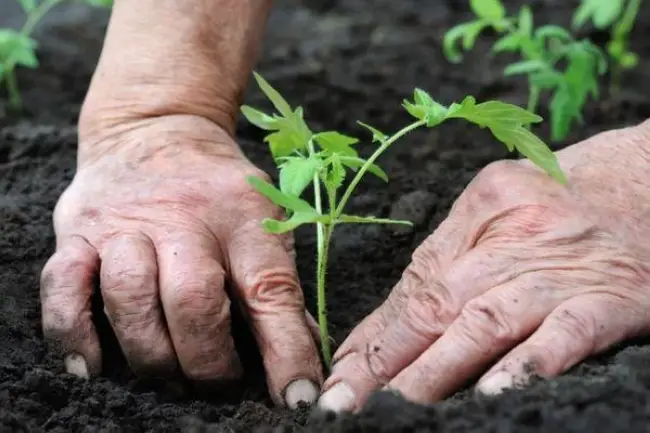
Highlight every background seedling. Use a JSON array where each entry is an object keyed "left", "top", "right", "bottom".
[
  {"left": 241, "top": 72, "right": 566, "bottom": 368},
  {"left": 572, "top": 0, "right": 642, "bottom": 93},
  {"left": 0, "top": 0, "right": 112, "bottom": 110},
  {"left": 444, "top": 0, "right": 607, "bottom": 142}
]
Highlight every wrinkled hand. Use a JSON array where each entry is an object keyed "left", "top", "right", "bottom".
[
  {"left": 40, "top": 115, "right": 322, "bottom": 407},
  {"left": 318, "top": 121, "right": 650, "bottom": 412}
]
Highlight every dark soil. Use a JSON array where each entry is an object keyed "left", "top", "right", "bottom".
[{"left": 2, "top": 0, "right": 650, "bottom": 432}]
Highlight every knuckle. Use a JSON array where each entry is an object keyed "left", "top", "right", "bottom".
[
  {"left": 402, "top": 289, "right": 455, "bottom": 337},
  {"left": 456, "top": 298, "right": 515, "bottom": 348},
  {"left": 246, "top": 267, "right": 304, "bottom": 307},
  {"left": 549, "top": 308, "right": 596, "bottom": 348},
  {"left": 471, "top": 160, "right": 520, "bottom": 200},
  {"left": 40, "top": 250, "right": 93, "bottom": 296},
  {"left": 169, "top": 271, "right": 226, "bottom": 314},
  {"left": 102, "top": 261, "right": 157, "bottom": 293}
]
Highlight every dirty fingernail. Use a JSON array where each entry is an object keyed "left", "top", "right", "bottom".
[
  {"left": 284, "top": 379, "right": 319, "bottom": 409},
  {"left": 477, "top": 371, "right": 515, "bottom": 395},
  {"left": 64, "top": 353, "right": 89, "bottom": 378},
  {"left": 318, "top": 382, "right": 356, "bottom": 413}
]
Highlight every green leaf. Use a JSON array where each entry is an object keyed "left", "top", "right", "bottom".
[
  {"left": 403, "top": 88, "right": 448, "bottom": 126},
  {"left": 503, "top": 59, "right": 547, "bottom": 76},
  {"left": 262, "top": 212, "right": 329, "bottom": 234},
  {"left": 324, "top": 153, "right": 346, "bottom": 190},
  {"left": 489, "top": 125, "right": 567, "bottom": 184},
  {"left": 241, "top": 105, "right": 279, "bottom": 131},
  {"left": 446, "top": 99, "right": 542, "bottom": 129},
  {"left": 443, "top": 21, "right": 488, "bottom": 63},
  {"left": 279, "top": 156, "right": 321, "bottom": 198},
  {"left": 470, "top": 0, "right": 506, "bottom": 21},
  {"left": 572, "top": 0, "right": 623, "bottom": 30},
  {"left": 529, "top": 70, "right": 562, "bottom": 89},
  {"left": 252, "top": 72, "right": 293, "bottom": 118},
  {"left": 492, "top": 34, "right": 522, "bottom": 53},
  {"left": 357, "top": 121, "right": 387, "bottom": 143},
  {"left": 247, "top": 176, "right": 315, "bottom": 213},
  {"left": 535, "top": 25, "right": 573, "bottom": 43},
  {"left": 620, "top": 51, "right": 639, "bottom": 69},
  {"left": 17, "top": 0, "right": 36, "bottom": 12},
  {"left": 338, "top": 215, "right": 413, "bottom": 226},
  {"left": 518, "top": 6, "right": 533, "bottom": 37},
  {"left": 339, "top": 156, "right": 389, "bottom": 182},
  {"left": 314, "top": 131, "right": 359, "bottom": 157},
  {"left": 0, "top": 30, "right": 38, "bottom": 69}
]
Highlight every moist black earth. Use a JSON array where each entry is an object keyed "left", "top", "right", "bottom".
[{"left": 2, "top": 0, "right": 650, "bottom": 432}]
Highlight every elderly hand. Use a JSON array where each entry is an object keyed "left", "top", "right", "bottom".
[
  {"left": 40, "top": 115, "right": 322, "bottom": 408},
  {"left": 318, "top": 120, "right": 650, "bottom": 413}
]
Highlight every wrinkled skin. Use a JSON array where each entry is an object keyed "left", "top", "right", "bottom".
[
  {"left": 318, "top": 120, "right": 650, "bottom": 412},
  {"left": 40, "top": 115, "right": 323, "bottom": 407}
]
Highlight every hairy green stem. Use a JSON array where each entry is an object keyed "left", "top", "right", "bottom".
[
  {"left": 335, "top": 119, "right": 426, "bottom": 216},
  {"left": 5, "top": 71, "right": 20, "bottom": 109},
  {"left": 22, "top": 0, "right": 64, "bottom": 36}
]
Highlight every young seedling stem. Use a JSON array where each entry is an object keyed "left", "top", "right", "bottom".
[{"left": 241, "top": 72, "right": 566, "bottom": 369}]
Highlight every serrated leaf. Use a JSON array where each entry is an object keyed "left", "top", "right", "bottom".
[
  {"left": 357, "top": 121, "right": 387, "bottom": 143},
  {"left": 314, "top": 131, "right": 359, "bottom": 157},
  {"left": 470, "top": 0, "right": 506, "bottom": 21},
  {"left": 489, "top": 125, "right": 567, "bottom": 184},
  {"left": 262, "top": 212, "right": 329, "bottom": 234},
  {"left": 252, "top": 72, "right": 293, "bottom": 118},
  {"left": 504, "top": 59, "right": 548, "bottom": 76},
  {"left": 339, "top": 156, "right": 389, "bottom": 182},
  {"left": 279, "top": 156, "right": 320, "bottom": 198},
  {"left": 404, "top": 90, "right": 448, "bottom": 127},
  {"left": 529, "top": 70, "right": 562, "bottom": 89},
  {"left": 324, "top": 153, "right": 346, "bottom": 190},
  {"left": 338, "top": 215, "right": 413, "bottom": 226},
  {"left": 446, "top": 99, "right": 542, "bottom": 128},
  {"left": 241, "top": 105, "right": 279, "bottom": 131},
  {"left": 247, "top": 176, "right": 315, "bottom": 213},
  {"left": 17, "top": 0, "right": 36, "bottom": 12},
  {"left": 443, "top": 21, "right": 487, "bottom": 63}
]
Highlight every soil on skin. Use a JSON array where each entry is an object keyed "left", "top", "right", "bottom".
[{"left": 1, "top": 0, "right": 650, "bottom": 432}]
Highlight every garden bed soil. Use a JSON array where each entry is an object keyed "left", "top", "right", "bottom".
[{"left": 2, "top": 0, "right": 650, "bottom": 432}]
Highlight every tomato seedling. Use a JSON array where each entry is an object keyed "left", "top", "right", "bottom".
[
  {"left": 241, "top": 72, "right": 566, "bottom": 368},
  {"left": 444, "top": 0, "right": 607, "bottom": 142},
  {"left": 572, "top": 0, "right": 642, "bottom": 93},
  {"left": 0, "top": 0, "right": 112, "bottom": 110}
]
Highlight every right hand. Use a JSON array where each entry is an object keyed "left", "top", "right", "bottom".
[{"left": 40, "top": 114, "right": 323, "bottom": 408}]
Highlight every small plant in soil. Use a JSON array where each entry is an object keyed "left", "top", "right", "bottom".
[
  {"left": 241, "top": 72, "right": 566, "bottom": 368},
  {"left": 572, "top": 0, "right": 642, "bottom": 93},
  {"left": 444, "top": 0, "right": 608, "bottom": 142},
  {"left": 0, "top": 0, "right": 112, "bottom": 110}
]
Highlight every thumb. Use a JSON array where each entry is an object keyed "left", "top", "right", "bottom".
[{"left": 226, "top": 221, "right": 323, "bottom": 408}]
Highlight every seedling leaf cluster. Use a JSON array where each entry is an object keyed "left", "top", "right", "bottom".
[
  {"left": 444, "top": 0, "right": 608, "bottom": 142},
  {"left": 242, "top": 72, "right": 565, "bottom": 367},
  {"left": 1, "top": 0, "right": 112, "bottom": 110}
]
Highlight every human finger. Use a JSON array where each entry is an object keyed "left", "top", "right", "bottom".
[
  {"left": 319, "top": 246, "right": 524, "bottom": 412},
  {"left": 227, "top": 222, "right": 322, "bottom": 408},
  {"left": 157, "top": 232, "right": 242, "bottom": 383},
  {"left": 99, "top": 232, "right": 177, "bottom": 376},
  {"left": 40, "top": 235, "right": 102, "bottom": 377},
  {"left": 476, "top": 293, "right": 643, "bottom": 395}
]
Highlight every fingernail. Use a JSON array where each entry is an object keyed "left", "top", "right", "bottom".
[
  {"left": 317, "top": 382, "right": 356, "bottom": 413},
  {"left": 477, "top": 371, "right": 514, "bottom": 395},
  {"left": 284, "top": 379, "right": 319, "bottom": 409},
  {"left": 64, "top": 353, "right": 89, "bottom": 378}
]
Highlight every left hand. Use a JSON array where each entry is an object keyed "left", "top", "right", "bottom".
[{"left": 317, "top": 121, "right": 650, "bottom": 413}]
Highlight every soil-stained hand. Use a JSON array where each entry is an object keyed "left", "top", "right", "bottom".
[
  {"left": 40, "top": 115, "right": 322, "bottom": 408},
  {"left": 318, "top": 120, "right": 650, "bottom": 413}
]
